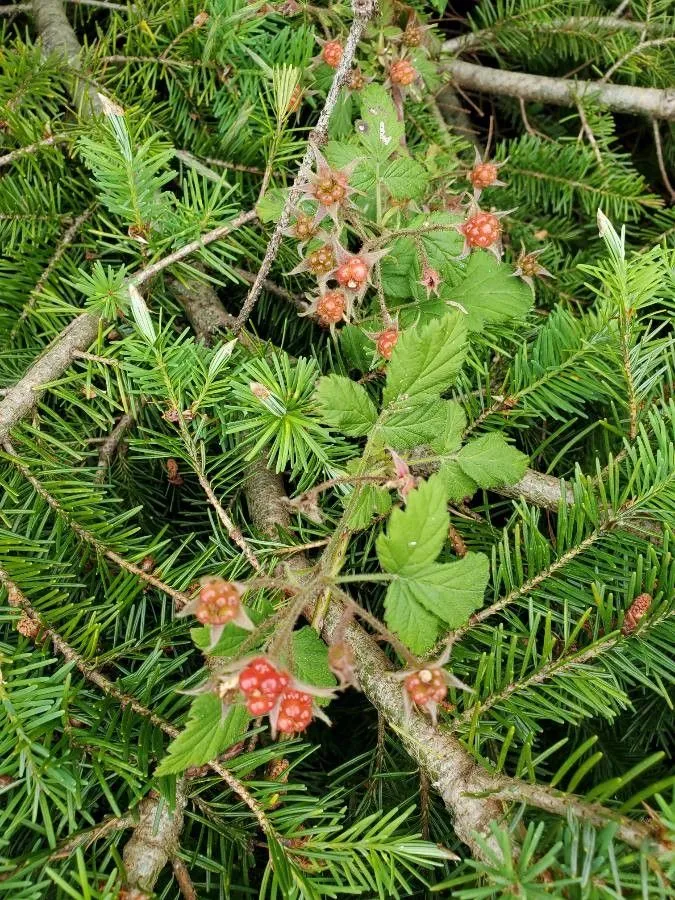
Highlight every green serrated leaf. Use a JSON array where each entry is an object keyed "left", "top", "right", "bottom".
[
  {"left": 437, "top": 461, "right": 478, "bottom": 502},
  {"left": 383, "top": 582, "right": 443, "bottom": 654},
  {"left": 456, "top": 433, "right": 528, "bottom": 487},
  {"left": 383, "top": 313, "right": 468, "bottom": 404},
  {"left": 345, "top": 481, "right": 393, "bottom": 530},
  {"left": 382, "top": 157, "right": 427, "bottom": 200},
  {"left": 291, "top": 626, "right": 337, "bottom": 690},
  {"left": 255, "top": 187, "right": 286, "bottom": 224},
  {"left": 315, "top": 375, "right": 377, "bottom": 437},
  {"left": 429, "top": 401, "right": 467, "bottom": 454},
  {"left": 378, "top": 399, "right": 447, "bottom": 450},
  {"left": 445, "top": 251, "right": 533, "bottom": 330},
  {"left": 357, "top": 85, "right": 404, "bottom": 162},
  {"left": 155, "top": 694, "right": 249, "bottom": 776},
  {"left": 377, "top": 475, "right": 448, "bottom": 572}
]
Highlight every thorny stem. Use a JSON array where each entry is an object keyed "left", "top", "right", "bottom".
[{"left": 232, "top": 0, "right": 378, "bottom": 333}]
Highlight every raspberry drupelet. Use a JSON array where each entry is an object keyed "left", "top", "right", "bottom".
[
  {"left": 321, "top": 39, "right": 343, "bottom": 68},
  {"left": 177, "top": 578, "right": 254, "bottom": 649},
  {"left": 301, "top": 289, "right": 350, "bottom": 333},
  {"left": 389, "top": 58, "right": 417, "bottom": 87},
  {"left": 275, "top": 689, "right": 314, "bottom": 734},
  {"left": 467, "top": 148, "right": 506, "bottom": 198},
  {"left": 295, "top": 147, "right": 360, "bottom": 226},
  {"left": 239, "top": 657, "right": 290, "bottom": 717},
  {"left": 405, "top": 668, "right": 447, "bottom": 708},
  {"left": 376, "top": 327, "right": 399, "bottom": 360},
  {"left": 461, "top": 211, "right": 502, "bottom": 249}
]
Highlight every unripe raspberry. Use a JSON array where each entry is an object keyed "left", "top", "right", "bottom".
[
  {"left": 305, "top": 244, "right": 335, "bottom": 276},
  {"left": 314, "top": 171, "right": 348, "bottom": 207},
  {"left": 349, "top": 68, "right": 365, "bottom": 91},
  {"left": 402, "top": 24, "right": 422, "bottom": 47},
  {"left": 376, "top": 328, "right": 399, "bottom": 360},
  {"left": 322, "top": 40, "right": 343, "bottom": 68},
  {"left": 195, "top": 579, "right": 242, "bottom": 625},
  {"left": 469, "top": 161, "right": 499, "bottom": 190},
  {"left": 316, "top": 290, "right": 346, "bottom": 326},
  {"left": 517, "top": 252, "right": 542, "bottom": 278},
  {"left": 404, "top": 668, "right": 447, "bottom": 707},
  {"left": 461, "top": 212, "right": 501, "bottom": 249},
  {"left": 390, "top": 59, "right": 417, "bottom": 87},
  {"left": 335, "top": 256, "right": 369, "bottom": 291},
  {"left": 292, "top": 213, "right": 315, "bottom": 242},
  {"left": 276, "top": 689, "right": 314, "bottom": 734}
]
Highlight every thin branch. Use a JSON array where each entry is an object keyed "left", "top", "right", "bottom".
[
  {"left": 444, "top": 59, "right": 675, "bottom": 120},
  {"left": 233, "top": 267, "right": 307, "bottom": 312},
  {"left": 0, "top": 133, "right": 69, "bottom": 167},
  {"left": 9, "top": 208, "right": 93, "bottom": 342},
  {"left": 442, "top": 16, "right": 666, "bottom": 55},
  {"left": 231, "top": 0, "right": 378, "bottom": 333},
  {"left": 652, "top": 119, "right": 675, "bottom": 203},
  {"left": 196, "top": 465, "right": 262, "bottom": 572},
  {"left": 132, "top": 209, "right": 258, "bottom": 287},
  {"left": 95, "top": 411, "right": 136, "bottom": 482},
  {"left": 172, "top": 857, "right": 198, "bottom": 900},
  {"left": 576, "top": 103, "right": 604, "bottom": 167},
  {"left": 3, "top": 442, "right": 194, "bottom": 607},
  {"left": 601, "top": 36, "right": 675, "bottom": 84},
  {"left": 490, "top": 778, "right": 671, "bottom": 854}
]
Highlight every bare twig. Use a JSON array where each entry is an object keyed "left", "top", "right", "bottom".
[
  {"left": 0, "top": 133, "right": 69, "bottom": 167},
  {"left": 196, "top": 466, "right": 262, "bottom": 572},
  {"left": 652, "top": 119, "right": 675, "bottom": 203},
  {"left": 9, "top": 209, "right": 93, "bottom": 342},
  {"left": 95, "top": 411, "right": 135, "bottom": 482},
  {"left": 601, "top": 36, "right": 675, "bottom": 83},
  {"left": 172, "top": 856, "right": 198, "bottom": 900},
  {"left": 576, "top": 103, "right": 604, "bottom": 167},
  {"left": 444, "top": 59, "right": 675, "bottom": 120},
  {"left": 231, "top": 0, "right": 377, "bottom": 333}
]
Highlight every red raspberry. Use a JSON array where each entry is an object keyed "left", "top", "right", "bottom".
[
  {"left": 461, "top": 212, "right": 501, "bottom": 249},
  {"left": 195, "top": 580, "right": 242, "bottom": 625},
  {"left": 316, "top": 290, "right": 346, "bottom": 326},
  {"left": 335, "top": 256, "right": 369, "bottom": 292},
  {"left": 238, "top": 657, "right": 290, "bottom": 718},
  {"left": 305, "top": 244, "right": 335, "bottom": 276},
  {"left": 390, "top": 59, "right": 417, "bottom": 87},
  {"left": 314, "top": 170, "right": 348, "bottom": 207},
  {"left": 404, "top": 668, "right": 447, "bottom": 707},
  {"left": 376, "top": 328, "right": 398, "bottom": 360},
  {"left": 322, "top": 40, "right": 343, "bottom": 68},
  {"left": 276, "top": 689, "right": 313, "bottom": 734},
  {"left": 470, "top": 162, "right": 499, "bottom": 190}
]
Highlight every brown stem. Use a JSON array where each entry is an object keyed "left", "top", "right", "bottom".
[
  {"left": 652, "top": 119, "right": 675, "bottom": 203},
  {"left": 122, "top": 785, "right": 187, "bottom": 894},
  {"left": 0, "top": 133, "right": 69, "bottom": 167},
  {"left": 172, "top": 857, "right": 198, "bottom": 900},
  {"left": 95, "top": 411, "right": 136, "bottom": 482},
  {"left": 231, "top": 0, "right": 377, "bottom": 333},
  {"left": 444, "top": 59, "right": 675, "bottom": 120},
  {"left": 32, "top": 0, "right": 102, "bottom": 115}
]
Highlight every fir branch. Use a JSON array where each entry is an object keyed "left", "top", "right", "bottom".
[
  {"left": 3, "top": 441, "right": 193, "bottom": 606},
  {"left": 0, "top": 133, "right": 69, "bottom": 167},
  {"left": 232, "top": 0, "right": 378, "bottom": 333},
  {"left": 445, "top": 60, "right": 675, "bottom": 120},
  {"left": 8, "top": 207, "right": 93, "bottom": 342}
]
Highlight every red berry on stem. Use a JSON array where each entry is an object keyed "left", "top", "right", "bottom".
[
  {"left": 335, "top": 256, "right": 369, "bottom": 291},
  {"left": 390, "top": 59, "right": 417, "bottom": 87},
  {"left": 405, "top": 668, "right": 447, "bottom": 707},
  {"left": 195, "top": 580, "right": 242, "bottom": 625},
  {"left": 461, "top": 212, "right": 501, "bottom": 249},
  {"left": 276, "top": 689, "right": 314, "bottom": 734},
  {"left": 322, "top": 40, "right": 343, "bottom": 68},
  {"left": 376, "top": 328, "right": 398, "bottom": 360},
  {"left": 470, "top": 162, "right": 499, "bottom": 190},
  {"left": 316, "top": 290, "right": 346, "bottom": 326},
  {"left": 239, "top": 657, "right": 290, "bottom": 705}
]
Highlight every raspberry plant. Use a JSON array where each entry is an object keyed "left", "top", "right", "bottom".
[{"left": 1, "top": 0, "right": 675, "bottom": 898}]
